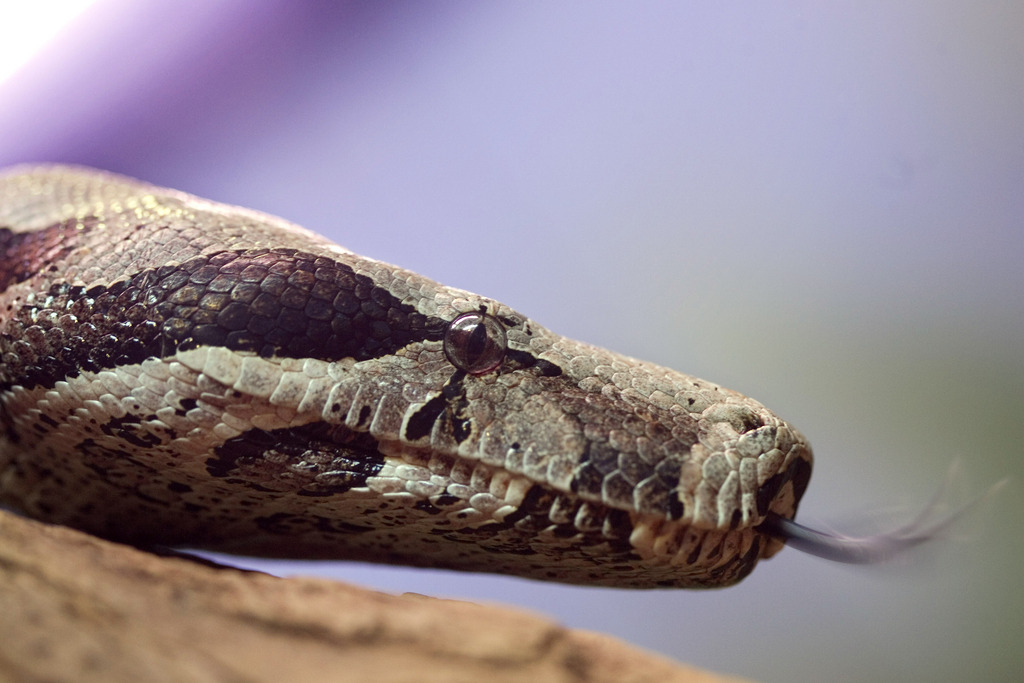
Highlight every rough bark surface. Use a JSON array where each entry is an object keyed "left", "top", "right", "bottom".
[{"left": 0, "top": 508, "right": 748, "bottom": 683}]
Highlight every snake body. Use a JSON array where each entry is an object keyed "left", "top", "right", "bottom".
[{"left": 0, "top": 166, "right": 813, "bottom": 588}]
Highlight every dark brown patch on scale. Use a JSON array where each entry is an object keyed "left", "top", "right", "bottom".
[
  {"left": 505, "top": 348, "right": 563, "bottom": 377},
  {"left": 100, "top": 415, "right": 165, "bottom": 449},
  {"left": 403, "top": 371, "right": 473, "bottom": 443},
  {"left": 790, "top": 456, "right": 813, "bottom": 503},
  {"left": 404, "top": 393, "right": 447, "bottom": 441},
  {"left": 206, "top": 422, "right": 385, "bottom": 496},
  {"left": 412, "top": 499, "right": 444, "bottom": 515},
  {"left": 0, "top": 220, "right": 86, "bottom": 294},
  {"left": 432, "top": 493, "right": 460, "bottom": 507},
  {"left": 572, "top": 438, "right": 666, "bottom": 509},
  {"left": 755, "top": 456, "right": 812, "bottom": 517},
  {"left": 0, "top": 247, "right": 450, "bottom": 392},
  {"left": 701, "top": 536, "right": 763, "bottom": 588}
]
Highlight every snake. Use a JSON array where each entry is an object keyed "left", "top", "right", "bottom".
[{"left": 0, "top": 165, "right": 953, "bottom": 588}]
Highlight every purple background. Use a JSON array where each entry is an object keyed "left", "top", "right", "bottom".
[{"left": 2, "top": 2, "right": 1021, "bottom": 681}]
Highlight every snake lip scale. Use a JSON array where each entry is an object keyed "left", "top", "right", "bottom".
[{"left": 1, "top": 165, "right": 948, "bottom": 589}]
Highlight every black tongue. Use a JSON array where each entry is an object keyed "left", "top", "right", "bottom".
[{"left": 759, "top": 475, "right": 1004, "bottom": 564}]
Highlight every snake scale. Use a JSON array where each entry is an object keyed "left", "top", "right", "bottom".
[{"left": 1, "top": 166, "right": 946, "bottom": 588}]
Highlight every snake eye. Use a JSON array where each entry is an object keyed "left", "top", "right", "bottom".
[{"left": 444, "top": 311, "right": 507, "bottom": 375}]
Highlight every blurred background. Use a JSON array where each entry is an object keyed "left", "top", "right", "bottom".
[{"left": 1, "top": 2, "right": 1020, "bottom": 681}]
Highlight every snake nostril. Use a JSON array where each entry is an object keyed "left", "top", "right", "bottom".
[
  {"left": 700, "top": 404, "right": 764, "bottom": 434},
  {"left": 738, "top": 413, "right": 764, "bottom": 434}
]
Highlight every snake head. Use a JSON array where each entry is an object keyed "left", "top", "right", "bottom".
[
  {"left": 358, "top": 303, "right": 818, "bottom": 587},
  {"left": 4, "top": 165, "right": 919, "bottom": 590}
]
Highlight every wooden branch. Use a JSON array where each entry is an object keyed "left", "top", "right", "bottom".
[{"left": 0, "top": 508, "right": 746, "bottom": 682}]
